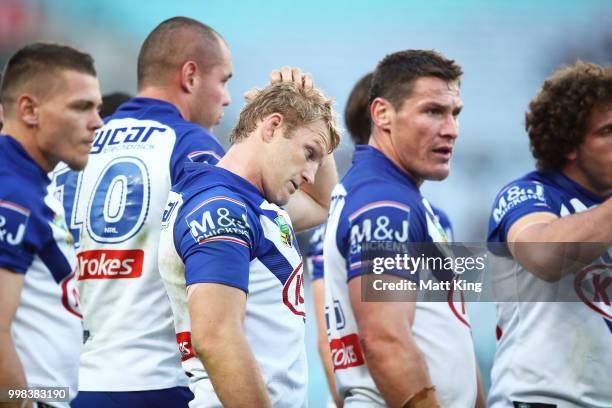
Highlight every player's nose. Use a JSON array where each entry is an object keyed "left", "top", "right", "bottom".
[
  {"left": 301, "top": 162, "right": 318, "bottom": 185},
  {"left": 91, "top": 111, "right": 103, "bottom": 131},
  {"left": 441, "top": 114, "right": 459, "bottom": 139}
]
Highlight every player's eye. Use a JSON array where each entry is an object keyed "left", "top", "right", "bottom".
[
  {"left": 305, "top": 147, "right": 314, "bottom": 160},
  {"left": 598, "top": 125, "right": 612, "bottom": 136}
]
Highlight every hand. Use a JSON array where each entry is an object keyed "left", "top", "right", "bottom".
[{"left": 244, "top": 66, "right": 314, "bottom": 102}]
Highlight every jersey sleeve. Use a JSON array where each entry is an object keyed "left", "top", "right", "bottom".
[
  {"left": 0, "top": 199, "right": 35, "bottom": 273},
  {"left": 307, "top": 225, "right": 325, "bottom": 281},
  {"left": 488, "top": 180, "right": 556, "bottom": 243},
  {"left": 174, "top": 189, "right": 253, "bottom": 293},
  {"left": 339, "top": 196, "right": 427, "bottom": 281},
  {"left": 169, "top": 127, "right": 225, "bottom": 184}
]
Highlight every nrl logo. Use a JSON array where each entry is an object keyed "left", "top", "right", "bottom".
[{"left": 274, "top": 213, "right": 293, "bottom": 247}]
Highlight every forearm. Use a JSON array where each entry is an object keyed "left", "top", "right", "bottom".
[
  {"left": 301, "top": 153, "right": 338, "bottom": 212},
  {"left": 533, "top": 199, "right": 612, "bottom": 243},
  {"left": 195, "top": 330, "right": 271, "bottom": 408},
  {"left": 362, "top": 336, "right": 436, "bottom": 408},
  {"left": 288, "top": 154, "right": 338, "bottom": 231},
  {"left": 475, "top": 366, "right": 486, "bottom": 408},
  {"left": 312, "top": 279, "right": 343, "bottom": 406},
  {"left": 317, "top": 339, "right": 342, "bottom": 407},
  {"left": 0, "top": 330, "right": 30, "bottom": 408},
  {"left": 511, "top": 201, "right": 612, "bottom": 280}
]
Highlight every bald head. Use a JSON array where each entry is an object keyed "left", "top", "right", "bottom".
[{"left": 137, "top": 16, "right": 225, "bottom": 90}]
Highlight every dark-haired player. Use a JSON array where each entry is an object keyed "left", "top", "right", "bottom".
[
  {"left": 0, "top": 42, "right": 102, "bottom": 408},
  {"left": 487, "top": 61, "right": 612, "bottom": 407},
  {"left": 308, "top": 70, "right": 456, "bottom": 407},
  {"left": 324, "top": 50, "right": 477, "bottom": 407}
]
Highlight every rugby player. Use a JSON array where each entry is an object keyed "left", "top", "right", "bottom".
[
  {"left": 0, "top": 43, "right": 102, "bottom": 408},
  {"left": 308, "top": 70, "right": 457, "bottom": 408},
  {"left": 158, "top": 81, "right": 340, "bottom": 407},
  {"left": 323, "top": 50, "right": 479, "bottom": 407},
  {"left": 487, "top": 61, "right": 612, "bottom": 407},
  {"left": 55, "top": 16, "right": 335, "bottom": 408}
]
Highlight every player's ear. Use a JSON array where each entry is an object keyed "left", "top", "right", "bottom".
[
  {"left": 370, "top": 97, "right": 393, "bottom": 132},
  {"left": 180, "top": 60, "right": 198, "bottom": 94},
  {"left": 18, "top": 94, "right": 39, "bottom": 127},
  {"left": 261, "top": 113, "right": 283, "bottom": 143},
  {"left": 566, "top": 149, "right": 578, "bottom": 162}
]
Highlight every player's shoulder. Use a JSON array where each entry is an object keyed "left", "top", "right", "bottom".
[
  {"left": 490, "top": 171, "right": 559, "bottom": 223},
  {"left": 342, "top": 175, "right": 423, "bottom": 220},
  {"left": 176, "top": 166, "right": 252, "bottom": 220},
  {"left": 0, "top": 173, "right": 44, "bottom": 216}
]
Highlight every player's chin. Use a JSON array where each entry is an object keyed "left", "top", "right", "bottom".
[
  {"left": 270, "top": 190, "right": 291, "bottom": 207},
  {"left": 426, "top": 165, "right": 450, "bottom": 181},
  {"left": 66, "top": 155, "right": 89, "bottom": 171},
  {"left": 66, "top": 154, "right": 89, "bottom": 171}
]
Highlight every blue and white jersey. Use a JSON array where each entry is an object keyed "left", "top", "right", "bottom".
[
  {"left": 0, "top": 135, "right": 81, "bottom": 408},
  {"left": 307, "top": 206, "right": 452, "bottom": 281},
  {"left": 159, "top": 164, "right": 307, "bottom": 408},
  {"left": 487, "top": 171, "right": 612, "bottom": 408},
  {"left": 307, "top": 224, "right": 325, "bottom": 281},
  {"left": 51, "top": 97, "right": 225, "bottom": 391},
  {"left": 323, "top": 146, "right": 476, "bottom": 407}
]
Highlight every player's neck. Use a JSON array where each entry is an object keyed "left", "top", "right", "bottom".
[
  {"left": 369, "top": 135, "right": 424, "bottom": 187},
  {"left": 2, "top": 121, "right": 54, "bottom": 172},
  {"left": 562, "top": 166, "right": 611, "bottom": 198},
  {"left": 217, "top": 142, "right": 263, "bottom": 193},
  {"left": 137, "top": 87, "right": 190, "bottom": 121}
]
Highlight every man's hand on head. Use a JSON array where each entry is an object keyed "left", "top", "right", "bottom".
[{"left": 244, "top": 66, "right": 314, "bottom": 102}]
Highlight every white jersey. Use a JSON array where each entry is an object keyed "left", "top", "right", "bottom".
[
  {"left": 324, "top": 146, "right": 476, "bottom": 407},
  {"left": 488, "top": 171, "right": 612, "bottom": 407},
  {"left": 159, "top": 164, "right": 307, "bottom": 408},
  {"left": 0, "top": 135, "right": 82, "bottom": 408},
  {"left": 52, "top": 97, "right": 225, "bottom": 391}
]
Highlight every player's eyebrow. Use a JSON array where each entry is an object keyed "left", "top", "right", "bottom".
[{"left": 69, "top": 99, "right": 98, "bottom": 110}]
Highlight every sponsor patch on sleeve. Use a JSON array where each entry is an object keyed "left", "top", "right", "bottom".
[
  {"left": 492, "top": 182, "right": 549, "bottom": 224},
  {"left": 184, "top": 195, "right": 250, "bottom": 248},
  {"left": 347, "top": 201, "right": 411, "bottom": 271},
  {"left": 0, "top": 200, "right": 31, "bottom": 248}
]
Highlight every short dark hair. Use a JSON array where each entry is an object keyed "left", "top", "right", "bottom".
[
  {"left": 369, "top": 49, "right": 462, "bottom": 109},
  {"left": 526, "top": 61, "right": 612, "bottom": 171},
  {"left": 0, "top": 42, "right": 96, "bottom": 107},
  {"left": 137, "top": 16, "right": 224, "bottom": 90},
  {"left": 344, "top": 72, "right": 373, "bottom": 145},
  {"left": 101, "top": 92, "right": 132, "bottom": 118}
]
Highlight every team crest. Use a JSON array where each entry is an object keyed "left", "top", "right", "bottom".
[{"left": 274, "top": 213, "right": 294, "bottom": 247}]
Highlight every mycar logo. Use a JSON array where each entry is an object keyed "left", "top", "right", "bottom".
[
  {"left": 574, "top": 263, "right": 612, "bottom": 331},
  {"left": 282, "top": 260, "right": 305, "bottom": 317},
  {"left": 77, "top": 249, "right": 144, "bottom": 280},
  {"left": 330, "top": 333, "right": 365, "bottom": 371}
]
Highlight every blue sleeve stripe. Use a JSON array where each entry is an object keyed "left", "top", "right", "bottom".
[
  {"left": 348, "top": 200, "right": 410, "bottom": 221},
  {"left": 0, "top": 200, "right": 31, "bottom": 216},
  {"left": 187, "top": 150, "right": 222, "bottom": 162},
  {"left": 186, "top": 195, "right": 247, "bottom": 217},
  {"left": 198, "top": 236, "right": 250, "bottom": 248}
]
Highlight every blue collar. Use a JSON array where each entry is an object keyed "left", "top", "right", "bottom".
[
  {"left": 352, "top": 145, "right": 420, "bottom": 192},
  {"left": 0, "top": 135, "right": 49, "bottom": 184},
  {"left": 544, "top": 171, "right": 609, "bottom": 204}
]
